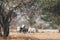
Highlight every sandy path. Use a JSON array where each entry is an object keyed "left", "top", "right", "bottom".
[{"left": 0, "top": 32, "right": 60, "bottom": 40}]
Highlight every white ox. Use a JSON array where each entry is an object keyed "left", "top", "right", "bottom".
[{"left": 28, "top": 27, "right": 38, "bottom": 33}]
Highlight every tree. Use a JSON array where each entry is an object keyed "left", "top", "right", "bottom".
[{"left": 0, "top": 0, "right": 20, "bottom": 38}]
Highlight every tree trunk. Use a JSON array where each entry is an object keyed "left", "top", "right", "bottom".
[{"left": 0, "top": 27, "right": 2, "bottom": 37}]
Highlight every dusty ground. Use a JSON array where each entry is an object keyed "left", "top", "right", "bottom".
[{"left": 0, "top": 32, "right": 60, "bottom": 40}]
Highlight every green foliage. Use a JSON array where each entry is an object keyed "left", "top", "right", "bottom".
[
  {"left": 38, "top": 0, "right": 60, "bottom": 26},
  {"left": 1, "top": 0, "right": 60, "bottom": 29}
]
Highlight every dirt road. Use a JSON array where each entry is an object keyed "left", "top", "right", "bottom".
[{"left": 0, "top": 32, "right": 60, "bottom": 40}]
